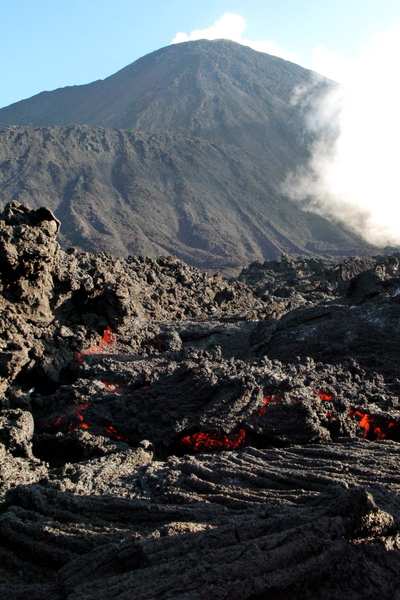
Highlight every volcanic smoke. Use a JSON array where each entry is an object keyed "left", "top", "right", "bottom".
[{"left": 283, "top": 26, "right": 400, "bottom": 247}]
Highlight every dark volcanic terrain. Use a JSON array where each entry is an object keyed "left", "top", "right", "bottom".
[
  {"left": 0, "top": 124, "right": 375, "bottom": 273},
  {"left": 2, "top": 202, "right": 400, "bottom": 599},
  {"left": 0, "top": 40, "right": 378, "bottom": 271},
  {"left": 0, "top": 39, "right": 318, "bottom": 161}
]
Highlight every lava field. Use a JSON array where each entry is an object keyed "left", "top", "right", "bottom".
[{"left": 2, "top": 201, "right": 400, "bottom": 599}]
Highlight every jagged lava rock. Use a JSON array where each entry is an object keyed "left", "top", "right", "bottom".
[{"left": 1, "top": 203, "right": 400, "bottom": 599}]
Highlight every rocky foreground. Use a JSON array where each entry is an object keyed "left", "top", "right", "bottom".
[{"left": 2, "top": 201, "right": 400, "bottom": 599}]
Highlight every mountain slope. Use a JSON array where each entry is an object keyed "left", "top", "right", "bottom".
[
  {"left": 0, "top": 125, "right": 377, "bottom": 272},
  {"left": 0, "top": 40, "right": 322, "bottom": 180},
  {"left": 0, "top": 40, "right": 377, "bottom": 271}
]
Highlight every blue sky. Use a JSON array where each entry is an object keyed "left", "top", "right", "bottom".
[{"left": 1, "top": 0, "right": 400, "bottom": 109}]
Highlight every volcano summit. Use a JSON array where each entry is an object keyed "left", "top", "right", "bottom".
[{"left": 0, "top": 40, "right": 377, "bottom": 272}]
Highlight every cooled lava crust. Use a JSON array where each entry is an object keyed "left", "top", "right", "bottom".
[{"left": 2, "top": 202, "right": 400, "bottom": 599}]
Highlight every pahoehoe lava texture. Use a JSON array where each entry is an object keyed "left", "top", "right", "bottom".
[{"left": 2, "top": 202, "right": 400, "bottom": 599}]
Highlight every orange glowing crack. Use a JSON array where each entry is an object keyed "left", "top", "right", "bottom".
[
  {"left": 46, "top": 326, "right": 129, "bottom": 442},
  {"left": 103, "top": 425, "right": 129, "bottom": 441},
  {"left": 45, "top": 399, "right": 128, "bottom": 441},
  {"left": 255, "top": 396, "right": 277, "bottom": 417},
  {"left": 348, "top": 409, "right": 393, "bottom": 440},
  {"left": 77, "top": 326, "right": 117, "bottom": 362},
  {"left": 102, "top": 381, "right": 126, "bottom": 393},
  {"left": 317, "top": 391, "right": 334, "bottom": 401},
  {"left": 180, "top": 429, "right": 246, "bottom": 451},
  {"left": 45, "top": 401, "right": 90, "bottom": 432}
]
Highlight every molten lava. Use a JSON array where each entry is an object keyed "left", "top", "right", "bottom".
[
  {"left": 45, "top": 401, "right": 89, "bottom": 432},
  {"left": 77, "top": 326, "right": 117, "bottom": 362},
  {"left": 45, "top": 400, "right": 128, "bottom": 442},
  {"left": 256, "top": 396, "right": 277, "bottom": 417},
  {"left": 102, "top": 381, "right": 126, "bottom": 393},
  {"left": 348, "top": 409, "right": 387, "bottom": 440},
  {"left": 180, "top": 429, "right": 246, "bottom": 451},
  {"left": 102, "top": 425, "right": 129, "bottom": 442},
  {"left": 348, "top": 409, "right": 400, "bottom": 440},
  {"left": 318, "top": 391, "right": 334, "bottom": 401},
  {"left": 45, "top": 327, "right": 130, "bottom": 443}
]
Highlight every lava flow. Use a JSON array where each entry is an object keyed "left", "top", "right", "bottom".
[
  {"left": 102, "top": 425, "right": 128, "bottom": 441},
  {"left": 44, "top": 326, "right": 130, "bottom": 442},
  {"left": 348, "top": 409, "right": 385, "bottom": 440},
  {"left": 256, "top": 396, "right": 277, "bottom": 417},
  {"left": 317, "top": 391, "right": 335, "bottom": 419},
  {"left": 77, "top": 326, "right": 117, "bottom": 362},
  {"left": 317, "top": 391, "right": 334, "bottom": 401},
  {"left": 45, "top": 401, "right": 89, "bottom": 432},
  {"left": 348, "top": 409, "right": 400, "bottom": 440},
  {"left": 180, "top": 429, "right": 247, "bottom": 451},
  {"left": 45, "top": 402, "right": 128, "bottom": 442},
  {"left": 102, "top": 381, "right": 126, "bottom": 393}
]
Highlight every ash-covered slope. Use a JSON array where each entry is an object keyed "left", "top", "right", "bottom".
[
  {"left": 0, "top": 40, "right": 377, "bottom": 270},
  {"left": 0, "top": 125, "right": 376, "bottom": 272},
  {"left": 0, "top": 40, "right": 316, "bottom": 173},
  {"left": 2, "top": 202, "right": 400, "bottom": 598}
]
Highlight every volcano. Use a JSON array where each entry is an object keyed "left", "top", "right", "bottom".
[
  {"left": 1, "top": 202, "right": 400, "bottom": 599},
  {"left": 0, "top": 38, "right": 319, "bottom": 162},
  {"left": 0, "top": 40, "right": 377, "bottom": 272}
]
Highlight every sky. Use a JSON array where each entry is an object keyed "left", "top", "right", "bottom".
[
  {"left": 1, "top": 0, "right": 400, "bottom": 109},
  {"left": 1, "top": 0, "right": 400, "bottom": 246}
]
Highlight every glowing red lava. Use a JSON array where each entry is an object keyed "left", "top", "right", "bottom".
[
  {"left": 180, "top": 429, "right": 247, "bottom": 451},
  {"left": 77, "top": 326, "right": 117, "bottom": 362},
  {"left": 45, "top": 399, "right": 128, "bottom": 442},
  {"left": 45, "top": 326, "right": 129, "bottom": 442},
  {"left": 347, "top": 409, "right": 400, "bottom": 441},
  {"left": 102, "top": 425, "right": 129, "bottom": 441},
  {"left": 256, "top": 396, "right": 277, "bottom": 417},
  {"left": 102, "top": 381, "right": 126, "bottom": 393},
  {"left": 316, "top": 391, "right": 335, "bottom": 419},
  {"left": 348, "top": 409, "right": 388, "bottom": 440},
  {"left": 45, "top": 401, "right": 89, "bottom": 432}
]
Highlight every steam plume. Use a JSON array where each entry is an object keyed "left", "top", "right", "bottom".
[{"left": 283, "top": 27, "right": 400, "bottom": 247}]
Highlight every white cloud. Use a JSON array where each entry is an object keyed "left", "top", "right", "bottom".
[
  {"left": 172, "top": 13, "right": 247, "bottom": 44},
  {"left": 284, "top": 25, "right": 400, "bottom": 247},
  {"left": 172, "top": 13, "right": 302, "bottom": 65},
  {"left": 310, "top": 45, "right": 353, "bottom": 83}
]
